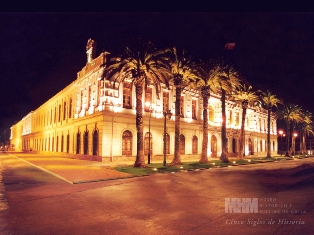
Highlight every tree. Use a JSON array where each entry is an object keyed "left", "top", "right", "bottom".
[
  {"left": 102, "top": 40, "right": 171, "bottom": 167},
  {"left": 298, "top": 110, "right": 314, "bottom": 154},
  {"left": 231, "top": 84, "right": 259, "bottom": 159},
  {"left": 189, "top": 61, "right": 219, "bottom": 163},
  {"left": 277, "top": 104, "right": 303, "bottom": 157},
  {"left": 168, "top": 47, "right": 198, "bottom": 166},
  {"left": 259, "top": 90, "right": 282, "bottom": 158},
  {"left": 210, "top": 59, "right": 241, "bottom": 162}
]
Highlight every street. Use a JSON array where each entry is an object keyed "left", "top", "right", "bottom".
[{"left": 0, "top": 152, "right": 314, "bottom": 235}]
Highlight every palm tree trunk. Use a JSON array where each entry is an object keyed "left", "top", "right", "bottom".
[
  {"left": 134, "top": 83, "right": 145, "bottom": 167},
  {"left": 238, "top": 106, "right": 247, "bottom": 159},
  {"left": 285, "top": 122, "right": 291, "bottom": 157},
  {"left": 266, "top": 108, "right": 271, "bottom": 158},
  {"left": 302, "top": 133, "right": 306, "bottom": 154},
  {"left": 200, "top": 92, "right": 209, "bottom": 163},
  {"left": 171, "top": 85, "right": 182, "bottom": 165},
  {"left": 220, "top": 89, "right": 229, "bottom": 162}
]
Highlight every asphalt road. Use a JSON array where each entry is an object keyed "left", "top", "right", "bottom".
[{"left": 0, "top": 152, "right": 314, "bottom": 235}]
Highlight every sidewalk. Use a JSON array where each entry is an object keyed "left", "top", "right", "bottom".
[
  {"left": 4, "top": 152, "right": 294, "bottom": 185},
  {"left": 6, "top": 152, "right": 209, "bottom": 184},
  {"left": 6, "top": 152, "right": 136, "bottom": 184}
]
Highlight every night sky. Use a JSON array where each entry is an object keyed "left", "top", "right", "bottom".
[{"left": 1, "top": 12, "right": 314, "bottom": 135}]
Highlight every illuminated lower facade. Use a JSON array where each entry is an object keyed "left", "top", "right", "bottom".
[{"left": 10, "top": 39, "right": 278, "bottom": 162}]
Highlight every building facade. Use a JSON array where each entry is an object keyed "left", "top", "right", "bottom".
[{"left": 10, "top": 39, "right": 278, "bottom": 162}]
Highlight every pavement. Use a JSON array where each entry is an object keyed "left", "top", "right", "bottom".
[
  {"left": 5, "top": 152, "right": 211, "bottom": 184},
  {"left": 5, "top": 152, "right": 138, "bottom": 184},
  {"left": 3, "top": 151, "right": 305, "bottom": 185}
]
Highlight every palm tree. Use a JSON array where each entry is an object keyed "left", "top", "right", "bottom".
[
  {"left": 277, "top": 104, "right": 303, "bottom": 157},
  {"left": 210, "top": 59, "right": 241, "bottom": 162},
  {"left": 168, "top": 47, "right": 198, "bottom": 166},
  {"left": 298, "top": 110, "right": 314, "bottom": 154},
  {"left": 102, "top": 40, "right": 171, "bottom": 167},
  {"left": 189, "top": 61, "right": 219, "bottom": 163},
  {"left": 260, "top": 90, "right": 282, "bottom": 158},
  {"left": 231, "top": 84, "right": 259, "bottom": 159}
]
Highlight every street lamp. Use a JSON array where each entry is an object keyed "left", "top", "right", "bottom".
[
  {"left": 278, "top": 130, "right": 284, "bottom": 156},
  {"left": 293, "top": 132, "right": 298, "bottom": 156},
  {"left": 145, "top": 102, "right": 155, "bottom": 164},
  {"left": 163, "top": 110, "right": 172, "bottom": 166}
]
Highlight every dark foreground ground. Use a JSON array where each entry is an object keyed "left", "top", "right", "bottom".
[{"left": 0, "top": 152, "right": 314, "bottom": 235}]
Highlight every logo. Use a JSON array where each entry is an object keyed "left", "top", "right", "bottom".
[{"left": 225, "top": 198, "right": 258, "bottom": 213}]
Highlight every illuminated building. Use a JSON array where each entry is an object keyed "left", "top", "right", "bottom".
[{"left": 10, "top": 39, "right": 278, "bottom": 162}]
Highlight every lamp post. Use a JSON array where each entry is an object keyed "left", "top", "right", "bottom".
[
  {"left": 293, "top": 132, "right": 298, "bottom": 156},
  {"left": 278, "top": 130, "right": 284, "bottom": 156},
  {"left": 163, "top": 110, "right": 172, "bottom": 166},
  {"left": 145, "top": 102, "right": 155, "bottom": 164}
]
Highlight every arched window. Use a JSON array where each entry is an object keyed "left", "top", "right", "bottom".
[
  {"left": 166, "top": 133, "right": 170, "bottom": 154},
  {"left": 56, "top": 136, "right": 59, "bottom": 152},
  {"left": 144, "top": 132, "right": 152, "bottom": 155},
  {"left": 92, "top": 129, "right": 99, "bottom": 156},
  {"left": 192, "top": 135, "right": 198, "bottom": 154},
  {"left": 180, "top": 134, "right": 185, "bottom": 154},
  {"left": 248, "top": 138, "right": 253, "bottom": 155},
  {"left": 122, "top": 130, "right": 132, "bottom": 155},
  {"left": 76, "top": 132, "right": 81, "bottom": 154},
  {"left": 66, "top": 134, "right": 70, "bottom": 153},
  {"left": 61, "top": 135, "right": 64, "bottom": 152},
  {"left": 84, "top": 130, "right": 89, "bottom": 155},
  {"left": 232, "top": 138, "right": 237, "bottom": 153}
]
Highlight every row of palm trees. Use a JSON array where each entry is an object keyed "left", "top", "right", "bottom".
[
  {"left": 102, "top": 40, "right": 313, "bottom": 167},
  {"left": 277, "top": 104, "right": 314, "bottom": 156}
]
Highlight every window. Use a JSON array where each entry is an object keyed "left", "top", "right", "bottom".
[
  {"left": 192, "top": 135, "right": 198, "bottom": 154},
  {"left": 52, "top": 137, "right": 54, "bottom": 152},
  {"left": 58, "top": 104, "right": 61, "bottom": 122},
  {"left": 54, "top": 107, "right": 56, "bottom": 123},
  {"left": 235, "top": 112, "right": 240, "bottom": 126},
  {"left": 192, "top": 100, "right": 196, "bottom": 119},
  {"left": 211, "top": 135, "right": 217, "bottom": 157},
  {"left": 144, "top": 132, "right": 152, "bottom": 155},
  {"left": 122, "top": 130, "right": 132, "bottom": 155},
  {"left": 145, "top": 87, "right": 152, "bottom": 111},
  {"left": 179, "top": 134, "right": 185, "bottom": 154},
  {"left": 180, "top": 96, "right": 184, "bottom": 117},
  {"left": 228, "top": 110, "right": 233, "bottom": 125},
  {"left": 56, "top": 136, "right": 59, "bottom": 152},
  {"left": 208, "top": 105, "right": 214, "bottom": 122},
  {"left": 92, "top": 129, "right": 98, "bottom": 156},
  {"left": 232, "top": 138, "right": 237, "bottom": 153},
  {"left": 163, "top": 92, "right": 169, "bottom": 113},
  {"left": 63, "top": 101, "right": 66, "bottom": 120},
  {"left": 61, "top": 135, "right": 64, "bottom": 152},
  {"left": 66, "top": 134, "right": 70, "bottom": 153},
  {"left": 69, "top": 98, "right": 72, "bottom": 118},
  {"left": 123, "top": 82, "right": 132, "bottom": 109},
  {"left": 249, "top": 138, "right": 253, "bottom": 155},
  {"left": 76, "top": 132, "right": 81, "bottom": 154},
  {"left": 84, "top": 130, "right": 88, "bottom": 155}
]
